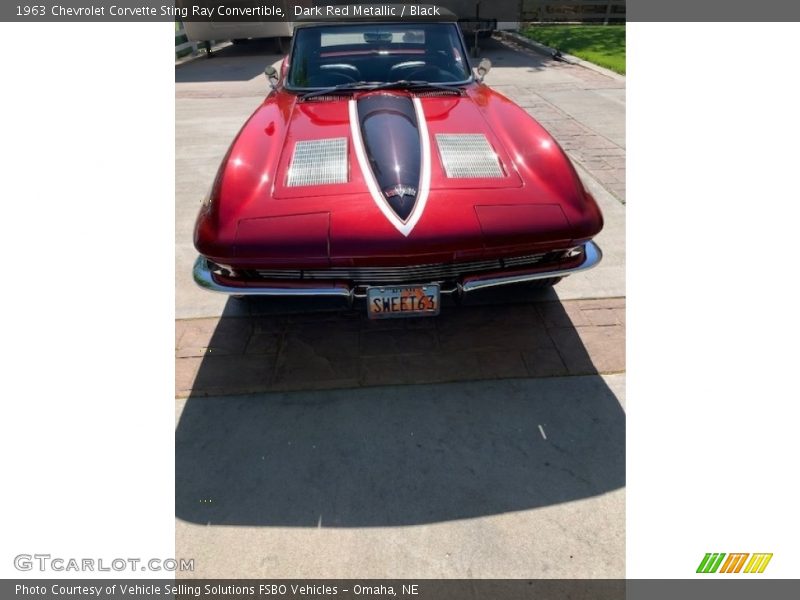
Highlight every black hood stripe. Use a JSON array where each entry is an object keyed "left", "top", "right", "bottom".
[
  {"left": 356, "top": 94, "right": 421, "bottom": 222},
  {"left": 348, "top": 96, "right": 431, "bottom": 237}
]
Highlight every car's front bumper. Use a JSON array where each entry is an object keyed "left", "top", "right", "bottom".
[{"left": 192, "top": 240, "right": 602, "bottom": 298}]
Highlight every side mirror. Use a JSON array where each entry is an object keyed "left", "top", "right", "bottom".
[
  {"left": 476, "top": 58, "right": 492, "bottom": 82},
  {"left": 264, "top": 65, "right": 279, "bottom": 90}
]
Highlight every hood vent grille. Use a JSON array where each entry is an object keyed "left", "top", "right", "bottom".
[
  {"left": 436, "top": 133, "right": 504, "bottom": 178},
  {"left": 414, "top": 90, "right": 462, "bottom": 97},
  {"left": 287, "top": 138, "right": 348, "bottom": 186},
  {"left": 304, "top": 95, "right": 343, "bottom": 102}
]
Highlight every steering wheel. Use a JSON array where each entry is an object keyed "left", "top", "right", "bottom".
[{"left": 321, "top": 64, "right": 362, "bottom": 80}]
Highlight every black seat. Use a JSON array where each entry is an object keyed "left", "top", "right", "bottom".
[{"left": 319, "top": 63, "right": 361, "bottom": 81}]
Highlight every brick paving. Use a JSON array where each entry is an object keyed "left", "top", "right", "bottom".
[
  {"left": 176, "top": 298, "right": 625, "bottom": 398},
  {"left": 487, "top": 38, "right": 626, "bottom": 203}
]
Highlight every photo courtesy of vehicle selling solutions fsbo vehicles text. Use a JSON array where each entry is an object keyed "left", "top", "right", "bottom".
[{"left": 175, "top": 1, "right": 625, "bottom": 579}]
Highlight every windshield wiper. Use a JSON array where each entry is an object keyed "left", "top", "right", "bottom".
[
  {"left": 374, "top": 80, "right": 463, "bottom": 94},
  {"left": 300, "top": 79, "right": 463, "bottom": 101},
  {"left": 300, "top": 81, "right": 382, "bottom": 101}
]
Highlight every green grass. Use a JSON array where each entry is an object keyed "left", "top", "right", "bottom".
[{"left": 521, "top": 24, "right": 626, "bottom": 74}]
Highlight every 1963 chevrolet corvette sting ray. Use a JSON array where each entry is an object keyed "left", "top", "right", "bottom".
[{"left": 193, "top": 14, "right": 603, "bottom": 318}]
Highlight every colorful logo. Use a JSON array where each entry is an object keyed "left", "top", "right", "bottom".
[{"left": 697, "top": 553, "right": 772, "bottom": 574}]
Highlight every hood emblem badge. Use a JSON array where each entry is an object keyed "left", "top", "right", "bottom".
[{"left": 384, "top": 185, "right": 417, "bottom": 198}]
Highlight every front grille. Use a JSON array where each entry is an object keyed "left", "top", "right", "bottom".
[{"left": 247, "top": 251, "right": 561, "bottom": 284}]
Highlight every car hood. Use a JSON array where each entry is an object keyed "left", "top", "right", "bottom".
[
  {"left": 197, "top": 86, "right": 602, "bottom": 264},
  {"left": 272, "top": 90, "right": 524, "bottom": 201}
]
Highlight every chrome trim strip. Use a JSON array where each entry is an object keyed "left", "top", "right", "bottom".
[
  {"left": 460, "top": 241, "right": 603, "bottom": 293},
  {"left": 192, "top": 257, "right": 351, "bottom": 298},
  {"left": 349, "top": 98, "right": 398, "bottom": 232},
  {"left": 408, "top": 96, "right": 431, "bottom": 235}
]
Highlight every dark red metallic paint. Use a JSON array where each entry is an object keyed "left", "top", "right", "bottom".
[{"left": 194, "top": 82, "right": 602, "bottom": 273}]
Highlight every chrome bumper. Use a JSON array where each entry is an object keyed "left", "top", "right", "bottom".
[
  {"left": 192, "top": 241, "right": 602, "bottom": 297},
  {"left": 192, "top": 257, "right": 352, "bottom": 298},
  {"left": 461, "top": 240, "right": 602, "bottom": 292}
]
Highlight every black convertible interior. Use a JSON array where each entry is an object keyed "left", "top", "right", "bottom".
[{"left": 288, "top": 23, "right": 471, "bottom": 88}]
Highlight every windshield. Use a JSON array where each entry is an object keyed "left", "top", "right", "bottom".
[{"left": 288, "top": 23, "right": 471, "bottom": 89}]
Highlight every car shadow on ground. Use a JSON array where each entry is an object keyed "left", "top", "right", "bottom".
[
  {"left": 175, "top": 290, "right": 625, "bottom": 527},
  {"left": 175, "top": 40, "right": 284, "bottom": 83}
]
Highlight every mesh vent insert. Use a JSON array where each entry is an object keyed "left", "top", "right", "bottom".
[
  {"left": 435, "top": 133, "right": 504, "bottom": 178},
  {"left": 287, "top": 138, "right": 348, "bottom": 186}
]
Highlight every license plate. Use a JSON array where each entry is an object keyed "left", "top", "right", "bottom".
[{"left": 367, "top": 284, "right": 440, "bottom": 319}]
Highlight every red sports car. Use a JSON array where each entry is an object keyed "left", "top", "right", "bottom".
[{"left": 193, "top": 15, "right": 603, "bottom": 319}]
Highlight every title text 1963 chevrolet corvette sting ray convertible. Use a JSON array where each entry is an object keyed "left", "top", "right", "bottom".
[{"left": 193, "top": 10, "right": 603, "bottom": 319}]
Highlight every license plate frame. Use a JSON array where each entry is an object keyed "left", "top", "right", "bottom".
[{"left": 366, "top": 284, "right": 441, "bottom": 319}]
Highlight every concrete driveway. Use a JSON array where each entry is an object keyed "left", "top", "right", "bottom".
[{"left": 175, "top": 36, "right": 626, "bottom": 578}]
